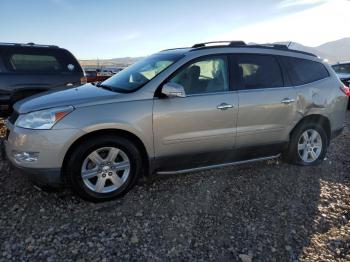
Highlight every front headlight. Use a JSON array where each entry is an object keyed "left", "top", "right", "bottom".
[{"left": 16, "top": 106, "right": 74, "bottom": 130}]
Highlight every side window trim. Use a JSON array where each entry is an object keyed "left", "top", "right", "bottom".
[
  {"left": 157, "top": 54, "right": 233, "bottom": 97},
  {"left": 276, "top": 55, "right": 293, "bottom": 87},
  {"left": 228, "top": 54, "right": 241, "bottom": 91}
]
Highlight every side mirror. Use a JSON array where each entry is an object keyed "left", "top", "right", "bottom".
[{"left": 161, "top": 82, "right": 186, "bottom": 98}]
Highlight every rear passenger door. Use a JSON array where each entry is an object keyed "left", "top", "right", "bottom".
[{"left": 232, "top": 54, "right": 297, "bottom": 150}]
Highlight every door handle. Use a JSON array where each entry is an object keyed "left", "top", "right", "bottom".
[
  {"left": 281, "top": 98, "right": 295, "bottom": 104},
  {"left": 66, "top": 83, "right": 74, "bottom": 87},
  {"left": 217, "top": 103, "right": 234, "bottom": 110}
]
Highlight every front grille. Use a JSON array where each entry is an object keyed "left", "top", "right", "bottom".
[{"left": 8, "top": 111, "right": 19, "bottom": 125}]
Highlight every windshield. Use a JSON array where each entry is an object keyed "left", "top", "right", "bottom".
[
  {"left": 332, "top": 64, "right": 350, "bottom": 74},
  {"left": 101, "top": 53, "right": 183, "bottom": 92}
]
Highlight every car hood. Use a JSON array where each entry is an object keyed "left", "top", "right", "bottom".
[{"left": 14, "top": 84, "right": 125, "bottom": 114}]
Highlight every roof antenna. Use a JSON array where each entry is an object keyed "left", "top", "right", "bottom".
[{"left": 287, "top": 41, "right": 293, "bottom": 48}]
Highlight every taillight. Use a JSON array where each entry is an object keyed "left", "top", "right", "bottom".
[
  {"left": 80, "top": 76, "right": 87, "bottom": 85},
  {"left": 340, "top": 85, "right": 350, "bottom": 97}
]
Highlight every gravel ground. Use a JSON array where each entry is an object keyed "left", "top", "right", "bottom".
[{"left": 0, "top": 113, "right": 349, "bottom": 262}]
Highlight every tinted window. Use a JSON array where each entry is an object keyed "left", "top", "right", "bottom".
[
  {"left": 282, "top": 57, "right": 329, "bottom": 86},
  {"left": 1, "top": 47, "right": 83, "bottom": 75},
  {"left": 170, "top": 56, "right": 229, "bottom": 95},
  {"left": 235, "top": 54, "right": 283, "bottom": 89},
  {"left": 332, "top": 63, "right": 350, "bottom": 74},
  {"left": 9, "top": 54, "right": 62, "bottom": 72}
]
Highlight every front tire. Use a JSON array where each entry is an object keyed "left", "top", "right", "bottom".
[
  {"left": 66, "top": 136, "right": 142, "bottom": 202},
  {"left": 284, "top": 122, "right": 328, "bottom": 166}
]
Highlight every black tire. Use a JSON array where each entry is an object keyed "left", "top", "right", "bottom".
[
  {"left": 66, "top": 135, "right": 142, "bottom": 202},
  {"left": 284, "top": 122, "right": 328, "bottom": 166}
]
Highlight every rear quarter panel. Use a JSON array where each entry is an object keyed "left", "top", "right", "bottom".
[{"left": 293, "top": 72, "right": 347, "bottom": 133}]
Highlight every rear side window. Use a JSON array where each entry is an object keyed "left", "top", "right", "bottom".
[
  {"left": 10, "top": 54, "right": 62, "bottom": 72},
  {"left": 2, "top": 48, "right": 83, "bottom": 75},
  {"left": 281, "top": 57, "right": 329, "bottom": 86},
  {"left": 234, "top": 54, "right": 284, "bottom": 89}
]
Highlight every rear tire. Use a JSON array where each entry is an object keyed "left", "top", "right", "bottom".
[
  {"left": 66, "top": 135, "right": 142, "bottom": 202},
  {"left": 284, "top": 122, "right": 328, "bottom": 166}
]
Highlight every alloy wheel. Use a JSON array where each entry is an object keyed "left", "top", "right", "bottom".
[
  {"left": 297, "top": 129, "right": 323, "bottom": 163},
  {"left": 81, "top": 147, "right": 130, "bottom": 193}
]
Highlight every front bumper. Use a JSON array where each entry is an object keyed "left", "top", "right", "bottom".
[
  {"left": 5, "top": 123, "right": 85, "bottom": 186},
  {"left": 9, "top": 161, "right": 62, "bottom": 187}
]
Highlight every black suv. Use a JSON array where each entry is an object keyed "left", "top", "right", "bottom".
[{"left": 0, "top": 43, "right": 85, "bottom": 117}]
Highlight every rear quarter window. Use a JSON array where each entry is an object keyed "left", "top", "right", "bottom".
[
  {"left": 10, "top": 54, "right": 62, "bottom": 72},
  {"left": 282, "top": 56, "right": 329, "bottom": 86},
  {"left": 3, "top": 48, "right": 83, "bottom": 75}
]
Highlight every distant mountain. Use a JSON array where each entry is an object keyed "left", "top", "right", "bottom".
[
  {"left": 109, "top": 57, "right": 144, "bottom": 65},
  {"left": 316, "top": 37, "right": 350, "bottom": 62},
  {"left": 79, "top": 38, "right": 350, "bottom": 67},
  {"left": 275, "top": 38, "right": 350, "bottom": 63},
  {"left": 276, "top": 42, "right": 329, "bottom": 59},
  {"left": 79, "top": 57, "right": 143, "bottom": 68}
]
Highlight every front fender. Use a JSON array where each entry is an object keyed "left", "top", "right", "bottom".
[{"left": 55, "top": 100, "right": 155, "bottom": 157}]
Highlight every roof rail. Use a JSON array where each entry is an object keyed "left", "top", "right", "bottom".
[
  {"left": 160, "top": 47, "right": 192, "bottom": 52},
  {"left": 248, "top": 43, "right": 289, "bottom": 50},
  {"left": 192, "top": 41, "right": 246, "bottom": 48},
  {"left": 0, "top": 42, "right": 59, "bottom": 48},
  {"left": 190, "top": 41, "right": 317, "bottom": 57}
]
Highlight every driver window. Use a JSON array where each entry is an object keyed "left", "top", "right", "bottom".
[{"left": 169, "top": 56, "right": 229, "bottom": 95}]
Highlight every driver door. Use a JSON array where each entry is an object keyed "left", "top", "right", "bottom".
[{"left": 153, "top": 55, "right": 238, "bottom": 171}]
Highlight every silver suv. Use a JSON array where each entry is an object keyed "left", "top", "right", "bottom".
[{"left": 5, "top": 41, "right": 349, "bottom": 201}]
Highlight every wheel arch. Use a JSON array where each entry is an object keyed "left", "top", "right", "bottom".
[
  {"left": 290, "top": 114, "right": 331, "bottom": 144},
  {"left": 61, "top": 128, "right": 150, "bottom": 183}
]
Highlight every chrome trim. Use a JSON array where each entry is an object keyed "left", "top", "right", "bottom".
[
  {"left": 237, "top": 86, "right": 292, "bottom": 92},
  {"left": 184, "top": 90, "right": 236, "bottom": 97},
  {"left": 217, "top": 103, "right": 234, "bottom": 110},
  {"left": 157, "top": 154, "right": 281, "bottom": 175}
]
